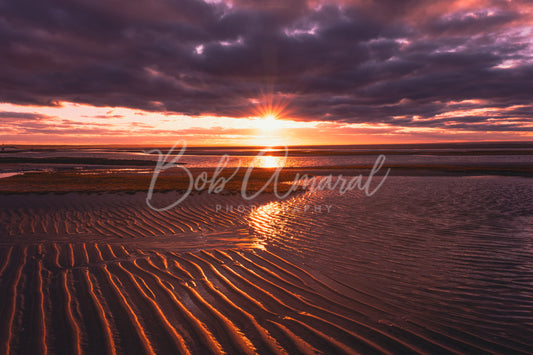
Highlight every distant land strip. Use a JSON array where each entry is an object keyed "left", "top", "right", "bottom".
[{"left": 0, "top": 157, "right": 161, "bottom": 166}]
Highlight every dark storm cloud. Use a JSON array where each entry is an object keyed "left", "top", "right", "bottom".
[{"left": 1, "top": 0, "right": 532, "bottom": 131}]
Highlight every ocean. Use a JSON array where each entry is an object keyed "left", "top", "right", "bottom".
[{"left": 1, "top": 142, "right": 533, "bottom": 172}]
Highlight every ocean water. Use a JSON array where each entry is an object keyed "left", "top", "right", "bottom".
[
  {"left": 248, "top": 175, "right": 533, "bottom": 347},
  {"left": 1, "top": 143, "right": 533, "bottom": 172}
]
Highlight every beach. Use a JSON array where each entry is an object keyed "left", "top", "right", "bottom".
[
  {"left": 1, "top": 171, "right": 533, "bottom": 354},
  {"left": 1, "top": 145, "right": 533, "bottom": 354}
]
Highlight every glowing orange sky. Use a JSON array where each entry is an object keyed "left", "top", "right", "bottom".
[{"left": 1, "top": 101, "right": 531, "bottom": 146}]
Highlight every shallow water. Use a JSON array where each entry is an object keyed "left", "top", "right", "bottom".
[
  {"left": 3, "top": 145, "right": 533, "bottom": 170},
  {"left": 0, "top": 172, "right": 21, "bottom": 179},
  {"left": 248, "top": 176, "right": 533, "bottom": 348},
  {"left": 0, "top": 175, "right": 532, "bottom": 352}
]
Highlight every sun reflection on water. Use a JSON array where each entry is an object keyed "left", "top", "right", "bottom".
[
  {"left": 248, "top": 201, "right": 285, "bottom": 239},
  {"left": 252, "top": 155, "right": 285, "bottom": 168}
]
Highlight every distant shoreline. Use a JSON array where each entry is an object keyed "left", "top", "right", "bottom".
[
  {"left": 3, "top": 140, "right": 533, "bottom": 149},
  {"left": 2, "top": 141, "right": 533, "bottom": 160}
]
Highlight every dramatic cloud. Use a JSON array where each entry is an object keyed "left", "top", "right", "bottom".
[{"left": 1, "top": 0, "right": 532, "bottom": 134}]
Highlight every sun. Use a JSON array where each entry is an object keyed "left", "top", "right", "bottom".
[
  {"left": 248, "top": 92, "right": 294, "bottom": 145},
  {"left": 252, "top": 113, "right": 289, "bottom": 146},
  {"left": 256, "top": 114, "right": 278, "bottom": 132}
]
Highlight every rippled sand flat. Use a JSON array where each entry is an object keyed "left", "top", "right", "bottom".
[{"left": 1, "top": 176, "right": 533, "bottom": 354}]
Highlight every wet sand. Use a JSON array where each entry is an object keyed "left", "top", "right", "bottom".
[
  {"left": 0, "top": 192, "right": 419, "bottom": 355},
  {"left": 1, "top": 179, "right": 532, "bottom": 354},
  {"left": 2, "top": 242, "right": 417, "bottom": 354},
  {"left": 1, "top": 163, "right": 532, "bottom": 195}
]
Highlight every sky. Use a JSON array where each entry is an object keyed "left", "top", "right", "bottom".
[{"left": 1, "top": 0, "right": 533, "bottom": 145}]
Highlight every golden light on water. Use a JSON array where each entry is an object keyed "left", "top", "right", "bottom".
[
  {"left": 253, "top": 154, "right": 285, "bottom": 168},
  {"left": 248, "top": 201, "right": 285, "bottom": 237}
]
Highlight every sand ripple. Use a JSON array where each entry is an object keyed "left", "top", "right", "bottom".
[
  {"left": 0, "top": 244, "right": 426, "bottom": 354},
  {"left": 0, "top": 242, "right": 531, "bottom": 354},
  {"left": 1, "top": 176, "right": 533, "bottom": 354}
]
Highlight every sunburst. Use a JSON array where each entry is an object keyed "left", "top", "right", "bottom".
[
  {"left": 251, "top": 92, "right": 291, "bottom": 120},
  {"left": 250, "top": 92, "right": 292, "bottom": 133}
]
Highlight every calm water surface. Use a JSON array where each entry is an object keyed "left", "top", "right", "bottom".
[
  {"left": 247, "top": 175, "right": 533, "bottom": 348},
  {"left": 3, "top": 146, "right": 533, "bottom": 170}
]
